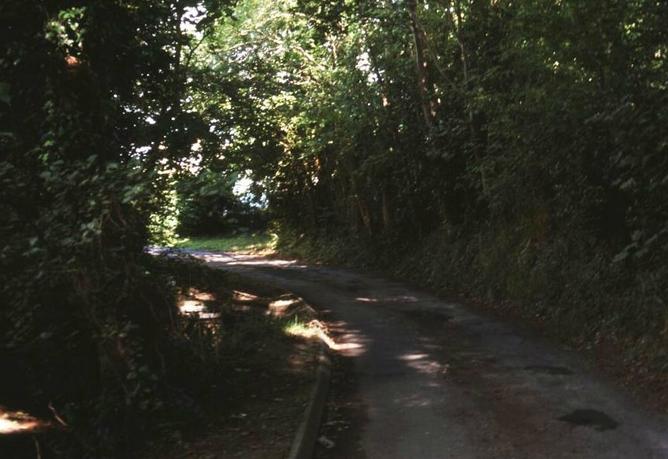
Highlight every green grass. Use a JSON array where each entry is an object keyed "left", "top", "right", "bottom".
[
  {"left": 173, "top": 232, "right": 277, "bottom": 253},
  {"left": 282, "top": 316, "right": 318, "bottom": 339}
]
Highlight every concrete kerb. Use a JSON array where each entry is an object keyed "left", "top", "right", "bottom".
[
  {"left": 193, "top": 263, "right": 333, "bottom": 459},
  {"left": 288, "top": 341, "right": 332, "bottom": 459}
]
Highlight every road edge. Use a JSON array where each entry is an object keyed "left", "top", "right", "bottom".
[{"left": 288, "top": 342, "right": 332, "bottom": 459}]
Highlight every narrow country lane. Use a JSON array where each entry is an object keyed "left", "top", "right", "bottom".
[{"left": 193, "top": 250, "right": 668, "bottom": 459}]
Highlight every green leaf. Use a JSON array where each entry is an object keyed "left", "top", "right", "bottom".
[{"left": 0, "top": 82, "right": 10, "bottom": 105}]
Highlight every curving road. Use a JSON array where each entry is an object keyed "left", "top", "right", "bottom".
[{"left": 189, "top": 250, "right": 668, "bottom": 458}]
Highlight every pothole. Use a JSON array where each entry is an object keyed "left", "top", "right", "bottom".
[{"left": 557, "top": 409, "right": 619, "bottom": 431}]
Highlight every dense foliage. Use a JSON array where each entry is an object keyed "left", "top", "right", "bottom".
[
  {"left": 199, "top": 0, "right": 668, "bottom": 373},
  {"left": 3, "top": 0, "right": 668, "bottom": 455},
  {"left": 176, "top": 168, "right": 268, "bottom": 236},
  {"left": 0, "top": 1, "right": 233, "bottom": 456}
]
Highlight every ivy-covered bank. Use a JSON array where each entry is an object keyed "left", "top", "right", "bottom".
[
  {"left": 276, "top": 223, "right": 668, "bottom": 408},
  {"left": 201, "top": 0, "right": 668, "bottom": 403},
  {"left": 189, "top": 0, "right": 668, "bottom": 376}
]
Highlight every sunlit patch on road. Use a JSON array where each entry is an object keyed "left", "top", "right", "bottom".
[
  {"left": 355, "top": 295, "right": 420, "bottom": 304},
  {"left": 224, "top": 258, "right": 305, "bottom": 268},
  {"left": 398, "top": 353, "right": 429, "bottom": 361},
  {"left": 356, "top": 297, "right": 379, "bottom": 303},
  {"left": 317, "top": 329, "right": 366, "bottom": 354}
]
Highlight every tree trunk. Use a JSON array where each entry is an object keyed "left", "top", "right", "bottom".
[
  {"left": 357, "top": 197, "right": 373, "bottom": 236},
  {"left": 452, "top": 0, "right": 489, "bottom": 197},
  {"left": 382, "top": 188, "right": 392, "bottom": 231},
  {"left": 407, "top": 0, "right": 435, "bottom": 130}
]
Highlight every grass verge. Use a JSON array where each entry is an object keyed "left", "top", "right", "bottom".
[
  {"left": 140, "top": 254, "right": 319, "bottom": 459},
  {"left": 173, "top": 232, "right": 277, "bottom": 254}
]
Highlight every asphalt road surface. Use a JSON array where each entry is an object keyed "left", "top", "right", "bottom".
[{"left": 184, "top": 250, "right": 668, "bottom": 459}]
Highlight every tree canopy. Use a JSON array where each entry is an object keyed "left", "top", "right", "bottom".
[{"left": 2, "top": 0, "right": 668, "bottom": 456}]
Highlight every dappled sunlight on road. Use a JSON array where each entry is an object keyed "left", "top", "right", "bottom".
[
  {"left": 398, "top": 353, "right": 429, "bottom": 361},
  {"left": 318, "top": 329, "right": 366, "bottom": 354},
  {"left": 183, "top": 249, "right": 668, "bottom": 458},
  {"left": 224, "top": 258, "right": 306, "bottom": 268},
  {"left": 401, "top": 355, "right": 447, "bottom": 376},
  {"left": 355, "top": 297, "right": 379, "bottom": 303},
  {"left": 319, "top": 320, "right": 369, "bottom": 357},
  {"left": 355, "top": 295, "right": 419, "bottom": 304},
  {"left": 146, "top": 246, "right": 308, "bottom": 269}
]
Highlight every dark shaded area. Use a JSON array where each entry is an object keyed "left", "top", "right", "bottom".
[
  {"left": 270, "top": 0, "right": 668, "bottom": 395},
  {"left": 0, "top": 1, "right": 234, "bottom": 456},
  {"left": 558, "top": 409, "right": 620, "bottom": 432},
  {"left": 315, "top": 354, "right": 368, "bottom": 459},
  {"left": 215, "top": 254, "right": 668, "bottom": 457},
  {"left": 524, "top": 365, "right": 574, "bottom": 376},
  {"left": 3, "top": 0, "right": 668, "bottom": 457},
  {"left": 314, "top": 319, "right": 368, "bottom": 459},
  {"left": 401, "top": 309, "right": 452, "bottom": 324}
]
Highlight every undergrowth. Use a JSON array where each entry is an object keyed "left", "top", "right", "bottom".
[
  {"left": 275, "top": 223, "right": 668, "bottom": 407},
  {"left": 1, "top": 254, "right": 312, "bottom": 458}
]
